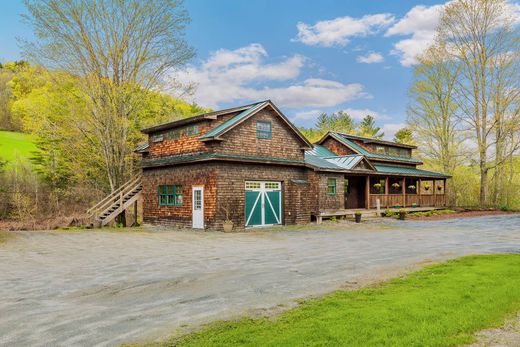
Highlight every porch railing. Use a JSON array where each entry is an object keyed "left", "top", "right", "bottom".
[{"left": 368, "top": 194, "right": 447, "bottom": 208}]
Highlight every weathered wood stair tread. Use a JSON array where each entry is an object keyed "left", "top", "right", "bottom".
[{"left": 87, "top": 175, "right": 142, "bottom": 227}]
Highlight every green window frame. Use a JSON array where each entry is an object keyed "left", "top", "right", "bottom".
[
  {"left": 327, "top": 178, "right": 337, "bottom": 195},
  {"left": 158, "top": 185, "right": 183, "bottom": 206},
  {"left": 186, "top": 125, "right": 199, "bottom": 136},
  {"left": 256, "top": 121, "right": 272, "bottom": 139}
]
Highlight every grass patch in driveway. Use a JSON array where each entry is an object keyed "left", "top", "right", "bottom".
[
  {"left": 0, "top": 230, "right": 16, "bottom": 244},
  {"left": 146, "top": 254, "right": 520, "bottom": 347}
]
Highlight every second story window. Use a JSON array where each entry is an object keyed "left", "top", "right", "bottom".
[{"left": 256, "top": 121, "right": 272, "bottom": 139}]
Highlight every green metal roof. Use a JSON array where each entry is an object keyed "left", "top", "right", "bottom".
[
  {"left": 334, "top": 133, "right": 422, "bottom": 164},
  {"left": 306, "top": 144, "right": 337, "bottom": 157},
  {"left": 134, "top": 143, "right": 149, "bottom": 153},
  {"left": 305, "top": 146, "right": 367, "bottom": 171},
  {"left": 200, "top": 101, "right": 268, "bottom": 139},
  {"left": 142, "top": 152, "right": 304, "bottom": 168},
  {"left": 374, "top": 165, "right": 450, "bottom": 178}
]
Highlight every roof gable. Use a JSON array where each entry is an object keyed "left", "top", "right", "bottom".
[
  {"left": 141, "top": 103, "right": 256, "bottom": 134},
  {"left": 317, "top": 132, "right": 422, "bottom": 165},
  {"left": 199, "top": 100, "right": 312, "bottom": 149}
]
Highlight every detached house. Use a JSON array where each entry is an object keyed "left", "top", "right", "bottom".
[{"left": 136, "top": 100, "right": 449, "bottom": 229}]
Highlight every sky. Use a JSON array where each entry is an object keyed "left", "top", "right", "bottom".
[{"left": 0, "top": 0, "right": 497, "bottom": 139}]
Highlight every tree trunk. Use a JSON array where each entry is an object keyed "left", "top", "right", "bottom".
[{"left": 479, "top": 162, "right": 488, "bottom": 206}]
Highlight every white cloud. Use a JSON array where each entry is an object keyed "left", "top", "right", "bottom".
[
  {"left": 294, "top": 14, "right": 395, "bottom": 47},
  {"left": 382, "top": 123, "right": 407, "bottom": 140},
  {"left": 385, "top": 1, "right": 520, "bottom": 67},
  {"left": 356, "top": 52, "right": 384, "bottom": 64},
  {"left": 341, "top": 108, "right": 385, "bottom": 120},
  {"left": 292, "top": 109, "right": 323, "bottom": 121},
  {"left": 173, "top": 43, "right": 368, "bottom": 109},
  {"left": 385, "top": 4, "right": 446, "bottom": 66}
]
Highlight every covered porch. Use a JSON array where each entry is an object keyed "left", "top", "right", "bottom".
[
  {"left": 345, "top": 175, "right": 448, "bottom": 209},
  {"left": 366, "top": 176, "right": 447, "bottom": 209}
]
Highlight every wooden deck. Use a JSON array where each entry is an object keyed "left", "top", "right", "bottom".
[{"left": 314, "top": 206, "right": 445, "bottom": 223}]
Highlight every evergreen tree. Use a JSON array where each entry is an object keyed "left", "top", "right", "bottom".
[{"left": 357, "top": 115, "right": 384, "bottom": 138}]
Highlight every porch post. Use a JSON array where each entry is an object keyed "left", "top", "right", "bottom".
[
  {"left": 418, "top": 178, "right": 422, "bottom": 206},
  {"left": 402, "top": 177, "right": 406, "bottom": 207},
  {"left": 385, "top": 177, "right": 389, "bottom": 208},
  {"left": 444, "top": 179, "right": 447, "bottom": 206},
  {"left": 365, "top": 176, "right": 370, "bottom": 209}
]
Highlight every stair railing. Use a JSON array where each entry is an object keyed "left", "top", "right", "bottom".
[{"left": 87, "top": 174, "right": 142, "bottom": 220}]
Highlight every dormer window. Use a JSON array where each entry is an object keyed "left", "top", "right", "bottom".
[{"left": 256, "top": 121, "right": 272, "bottom": 139}]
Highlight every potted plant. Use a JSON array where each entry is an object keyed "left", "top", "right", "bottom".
[
  {"left": 398, "top": 208, "right": 407, "bottom": 220},
  {"left": 423, "top": 183, "right": 431, "bottom": 191},
  {"left": 437, "top": 185, "right": 443, "bottom": 192},
  {"left": 392, "top": 182, "right": 401, "bottom": 189},
  {"left": 411, "top": 202, "right": 418, "bottom": 208},
  {"left": 373, "top": 183, "right": 382, "bottom": 193},
  {"left": 354, "top": 211, "right": 362, "bottom": 223},
  {"left": 220, "top": 206, "right": 234, "bottom": 232},
  {"left": 408, "top": 184, "right": 416, "bottom": 191}
]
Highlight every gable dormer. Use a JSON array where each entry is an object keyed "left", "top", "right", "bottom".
[{"left": 317, "top": 132, "right": 422, "bottom": 166}]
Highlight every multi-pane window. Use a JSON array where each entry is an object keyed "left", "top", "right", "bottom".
[
  {"left": 245, "top": 182, "right": 261, "bottom": 189},
  {"left": 193, "top": 189, "right": 202, "bottom": 210},
  {"left": 264, "top": 182, "right": 280, "bottom": 190},
  {"left": 158, "top": 185, "right": 182, "bottom": 206},
  {"left": 256, "top": 121, "right": 272, "bottom": 139},
  {"left": 164, "top": 125, "right": 199, "bottom": 141},
  {"left": 327, "top": 178, "right": 337, "bottom": 195},
  {"left": 186, "top": 125, "right": 199, "bottom": 136},
  {"left": 151, "top": 134, "right": 164, "bottom": 143},
  {"left": 371, "top": 145, "right": 411, "bottom": 158},
  {"left": 167, "top": 129, "right": 181, "bottom": 140}
]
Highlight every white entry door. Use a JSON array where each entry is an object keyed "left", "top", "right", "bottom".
[{"left": 192, "top": 186, "right": 204, "bottom": 229}]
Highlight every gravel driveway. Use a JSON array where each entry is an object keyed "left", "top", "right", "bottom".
[{"left": 1, "top": 215, "right": 520, "bottom": 346}]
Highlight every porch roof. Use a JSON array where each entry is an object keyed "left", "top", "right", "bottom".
[{"left": 374, "top": 165, "right": 450, "bottom": 178}]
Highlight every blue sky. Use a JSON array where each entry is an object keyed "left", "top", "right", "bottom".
[{"left": 1, "top": 0, "right": 454, "bottom": 138}]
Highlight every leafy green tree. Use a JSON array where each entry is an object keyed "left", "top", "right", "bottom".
[
  {"left": 315, "top": 111, "right": 355, "bottom": 134},
  {"left": 23, "top": 0, "right": 195, "bottom": 191},
  {"left": 437, "top": 0, "right": 519, "bottom": 205},
  {"left": 357, "top": 115, "right": 383, "bottom": 138},
  {"left": 407, "top": 44, "right": 463, "bottom": 179},
  {"left": 393, "top": 127, "right": 415, "bottom": 145}
]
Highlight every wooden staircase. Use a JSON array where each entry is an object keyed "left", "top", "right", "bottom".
[{"left": 87, "top": 174, "right": 142, "bottom": 227}]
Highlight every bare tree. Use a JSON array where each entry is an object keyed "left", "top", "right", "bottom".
[
  {"left": 437, "top": 0, "right": 519, "bottom": 205},
  {"left": 22, "top": 0, "right": 195, "bottom": 190},
  {"left": 408, "top": 44, "right": 464, "bottom": 175}
]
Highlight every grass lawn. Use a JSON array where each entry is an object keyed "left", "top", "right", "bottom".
[
  {"left": 0, "top": 130, "right": 38, "bottom": 165},
  {"left": 150, "top": 254, "right": 520, "bottom": 347}
]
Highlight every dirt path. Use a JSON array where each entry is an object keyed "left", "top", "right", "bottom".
[
  {"left": 1, "top": 215, "right": 520, "bottom": 346},
  {"left": 468, "top": 313, "right": 520, "bottom": 347},
  {"left": 408, "top": 210, "right": 517, "bottom": 221}
]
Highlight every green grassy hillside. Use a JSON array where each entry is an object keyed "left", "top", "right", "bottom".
[{"left": 0, "top": 130, "right": 38, "bottom": 165}]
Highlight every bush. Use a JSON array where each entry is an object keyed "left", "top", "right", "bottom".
[{"left": 383, "top": 209, "right": 395, "bottom": 217}]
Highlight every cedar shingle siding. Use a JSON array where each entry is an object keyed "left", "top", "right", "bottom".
[{"left": 139, "top": 100, "right": 449, "bottom": 230}]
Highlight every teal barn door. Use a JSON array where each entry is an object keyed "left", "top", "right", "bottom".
[{"left": 245, "top": 181, "right": 282, "bottom": 227}]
